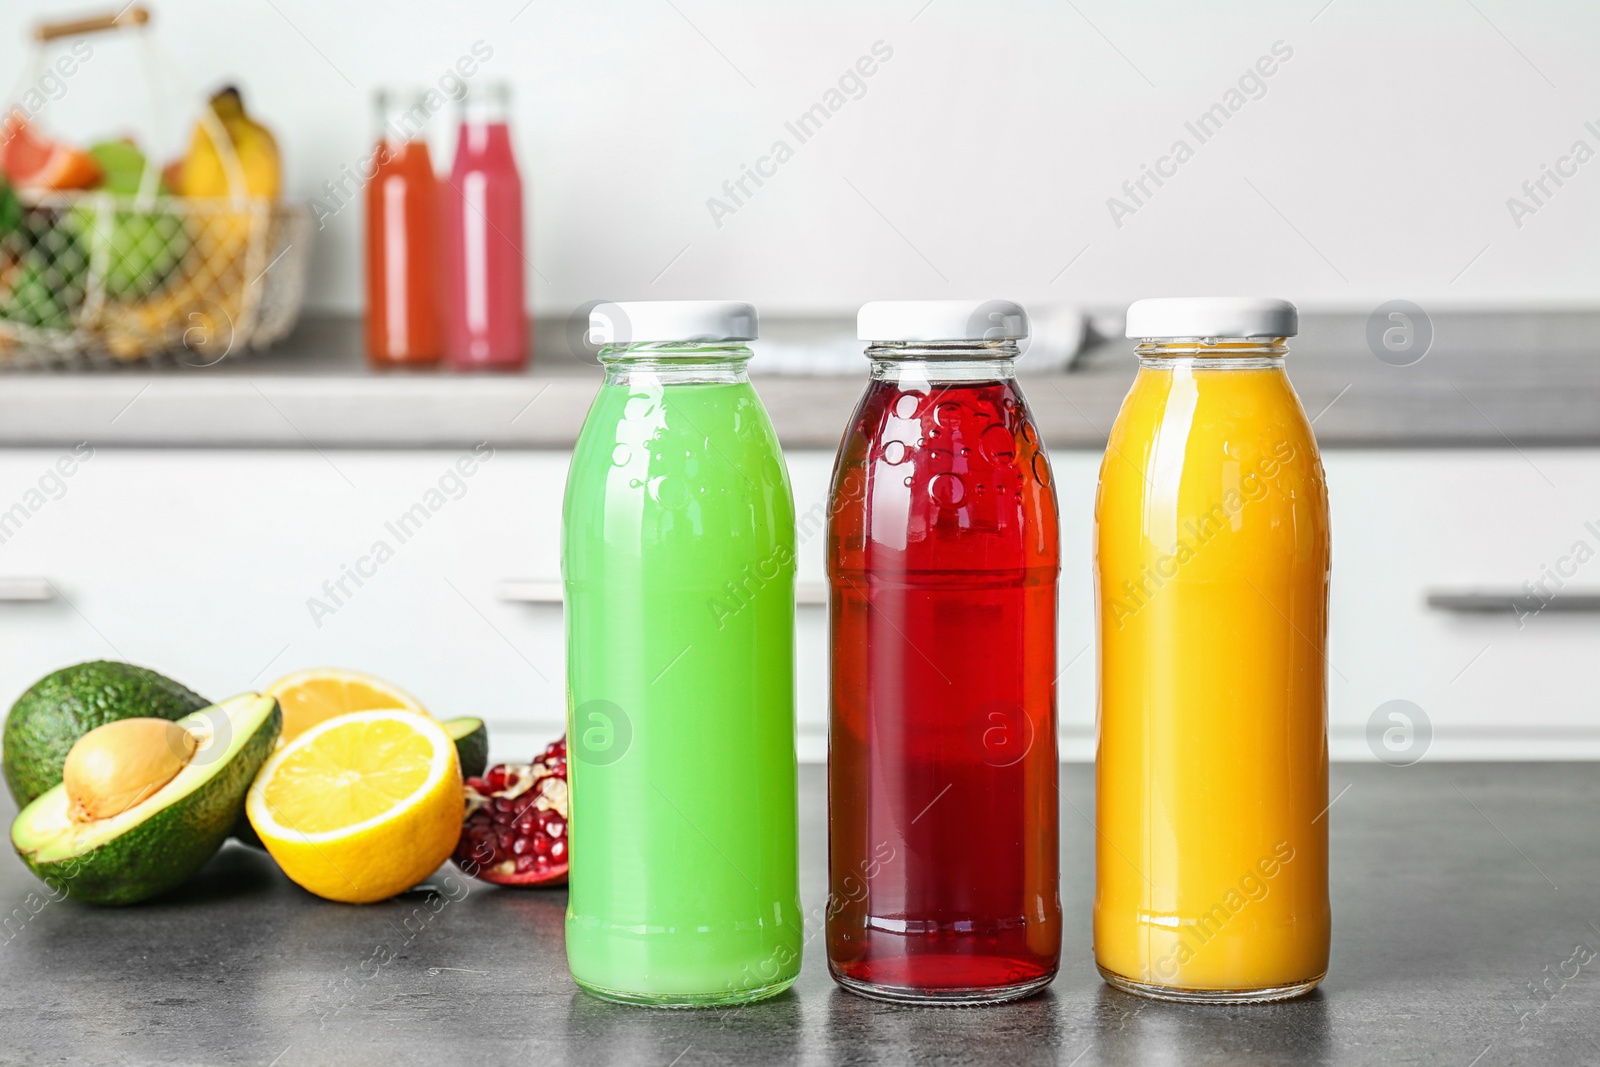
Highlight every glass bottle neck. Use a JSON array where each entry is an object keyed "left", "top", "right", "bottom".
[
  {"left": 375, "top": 90, "right": 430, "bottom": 146},
  {"left": 459, "top": 82, "right": 511, "bottom": 126},
  {"left": 1134, "top": 336, "right": 1288, "bottom": 370},
  {"left": 866, "top": 340, "right": 1018, "bottom": 383},
  {"left": 600, "top": 342, "right": 752, "bottom": 385}
]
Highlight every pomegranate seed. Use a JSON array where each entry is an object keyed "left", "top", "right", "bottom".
[{"left": 452, "top": 740, "right": 570, "bottom": 888}]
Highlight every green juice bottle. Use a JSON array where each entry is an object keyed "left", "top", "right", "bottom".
[{"left": 562, "top": 300, "right": 802, "bottom": 1006}]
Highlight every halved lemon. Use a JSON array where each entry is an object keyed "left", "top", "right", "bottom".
[
  {"left": 265, "top": 668, "right": 428, "bottom": 743},
  {"left": 246, "top": 710, "right": 462, "bottom": 903}
]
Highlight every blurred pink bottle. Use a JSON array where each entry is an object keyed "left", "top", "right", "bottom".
[{"left": 443, "top": 82, "right": 528, "bottom": 369}]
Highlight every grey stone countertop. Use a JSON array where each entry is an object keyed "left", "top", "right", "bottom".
[
  {"left": 1, "top": 310, "right": 1598, "bottom": 450},
  {"left": 2, "top": 761, "right": 1596, "bottom": 1066}
]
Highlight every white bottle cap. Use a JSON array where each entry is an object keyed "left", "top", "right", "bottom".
[
  {"left": 1124, "top": 297, "right": 1298, "bottom": 340},
  {"left": 588, "top": 301, "right": 758, "bottom": 345},
  {"left": 857, "top": 299, "right": 1030, "bottom": 343}
]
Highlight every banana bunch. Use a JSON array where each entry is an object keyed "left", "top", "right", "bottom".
[
  {"left": 100, "top": 268, "right": 246, "bottom": 361},
  {"left": 176, "top": 86, "right": 281, "bottom": 199}
]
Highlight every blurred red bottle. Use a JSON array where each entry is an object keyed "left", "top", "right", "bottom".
[{"left": 442, "top": 81, "right": 527, "bottom": 370}]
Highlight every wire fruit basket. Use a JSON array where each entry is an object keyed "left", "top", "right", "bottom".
[{"left": 0, "top": 7, "right": 309, "bottom": 366}]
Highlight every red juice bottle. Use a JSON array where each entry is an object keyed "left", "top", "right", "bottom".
[
  {"left": 365, "top": 90, "right": 441, "bottom": 366},
  {"left": 442, "top": 81, "right": 528, "bottom": 369},
  {"left": 826, "top": 300, "right": 1061, "bottom": 1005}
]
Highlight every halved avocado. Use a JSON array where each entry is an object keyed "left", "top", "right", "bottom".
[
  {"left": 10, "top": 693, "right": 280, "bottom": 905},
  {"left": 443, "top": 716, "right": 489, "bottom": 779}
]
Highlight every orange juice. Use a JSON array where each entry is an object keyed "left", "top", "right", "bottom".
[{"left": 1093, "top": 299, "right": 1330, "bottom": 1002}]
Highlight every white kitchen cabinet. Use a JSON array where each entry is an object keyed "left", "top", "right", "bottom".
[
  {"left": 1319, "top": 451, "right": 1600, "bottom": 760},
  {"left": 0, "top": 447, "right": 1595, "bottom": 763},
  {"left": 0, "top": 448, "right": 571, "bottom": 763}
]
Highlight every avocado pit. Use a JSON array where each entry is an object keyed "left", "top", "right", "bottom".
[{"left": 62, "top": 717, "right": 200, "bottom": 822}]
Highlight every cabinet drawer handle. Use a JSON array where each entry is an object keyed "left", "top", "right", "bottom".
[
  {"left": 0, "top": 577, "right": 55, "bottom": 602},
  {"left": 496, "top": 580, "right": 563, "bottom": 604},
  {"left": 1426, "top": 590, "right": 1600, "bottom": 614},
  {"left": 497, "top": 580, "right": 829, "bottom": 606}
]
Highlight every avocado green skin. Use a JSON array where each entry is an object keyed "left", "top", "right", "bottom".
[
  {"left": 17, "top": 702, "right": 281, "bottom": 906},
  {"left": 444, "top": 718, "right": 490, "bottom": 780},
  {"left": 3, "top": 662, "right": 211, "bottom": 808}
]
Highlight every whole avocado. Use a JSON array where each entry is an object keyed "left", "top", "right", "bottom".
[{"left": 3, "top": 662, "right": 210, "bottom": 807}]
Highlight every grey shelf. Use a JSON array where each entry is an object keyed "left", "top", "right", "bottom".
[{"left": 2, "top": 311, "right": 1599, "bottom": 449}]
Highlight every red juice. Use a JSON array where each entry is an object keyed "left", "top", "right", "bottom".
[
  {"left": 442, "top": 84, "right": 527, "bottom": 370},
  {"left": 826, "top": 365, "right": 1061, "bottom": 1004}
]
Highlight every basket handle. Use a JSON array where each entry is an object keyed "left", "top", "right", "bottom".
[
  {"left": 34, "top": 5, "right": 151, "bottom": 42},
  {"left": 26, "top": 5, "right": 254, "bottom": 205}
]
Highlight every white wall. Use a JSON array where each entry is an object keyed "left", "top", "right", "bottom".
[{"left": 5, "top": 0, "right": 1598, "bottom": 315}]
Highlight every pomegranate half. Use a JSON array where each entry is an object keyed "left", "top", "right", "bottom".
[{"left": 452, "top": 736, "right": 568, "bottom": 887}]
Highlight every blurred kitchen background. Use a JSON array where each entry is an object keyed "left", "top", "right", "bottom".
[
  {"left": 0, "top": 0, "right": 1597, "bottom": 763},
  {"left": 5, "top": 0, "right": 1599, "bottom": 312}
]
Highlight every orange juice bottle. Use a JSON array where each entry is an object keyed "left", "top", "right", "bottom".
[
  {"left": 365, "top": 90, "right": 441, "bottom": 366},
  {"left": 1093, "top": 298, "right": 1330, "bottom": 1003}
]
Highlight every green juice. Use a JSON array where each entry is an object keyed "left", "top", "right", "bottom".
[{"left": 562, "top": 347, "right": 802, "bottom": 1006}]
